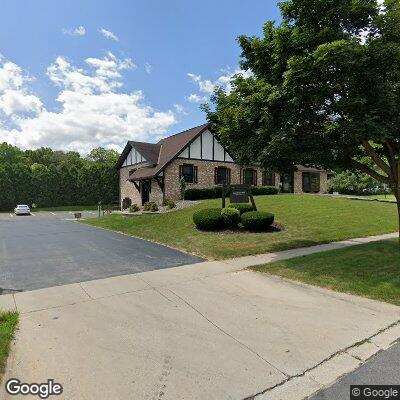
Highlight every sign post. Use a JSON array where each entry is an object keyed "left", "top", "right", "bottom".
[{"left": 221, "top": 184, "right": 257, "bottom": 210}]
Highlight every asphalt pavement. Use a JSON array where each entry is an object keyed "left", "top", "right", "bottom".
[
  {"left": 0, "top": 212, "right": 203, "bottom": 292},
  {"left": 310, "top": 341, "right": 400, "bottom": 400}
]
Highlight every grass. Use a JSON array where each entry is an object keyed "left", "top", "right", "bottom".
[
  {"left": 368, "top": 194, "right": 396, "bottom": 201},
  {"left": 35, "top": 205, "right": 99, "bottom": 212},
  {"left": 251, "top": 239, "right": 400, "bottom": 305},
  {"left": 81, "top": 194, "right": 398, "bottom": 259},
  {"left": 0, "top": 311, "right": 18, "bottom": 379}
]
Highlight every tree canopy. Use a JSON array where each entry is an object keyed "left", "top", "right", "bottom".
[
  {"left": 205, "top": 0, "right": 400, "bottom": 228},
  {"left": 0, "top": 143, "right": 119, "bottom": 210}
]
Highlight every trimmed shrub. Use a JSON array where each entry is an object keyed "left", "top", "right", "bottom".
[
  {"left": 129, "top": 204, "right": 140, "bottom": 212},
  {"left": 162, "top": 199, "right": 176, "bottom": 209},
  {"left": 221, "top": 207, "right": 240, "bottom": 228},
  {"left": 143, "top": 201, "right": 159, "bottom": 212},
  {"left": 185, "top": 187, "right": 217, "bottom": 200},
  {"left": 251, "top": 185, "right": 279, "bottom": 195},
  {"left": 228, "top": 203, "right": 254, "bottom": 214},
  {"left": 184, "top": 186, "right": 231, "bottom": 200},
  {"left": 193, "top": 208, "right": 224, "bottom": 230},
  {"left": 241, "top": 211, "right": 275, "bottom": 231}
]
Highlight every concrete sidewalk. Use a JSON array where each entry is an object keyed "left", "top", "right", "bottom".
[{"left": 1, "top": 232, "right": 399, "bottom": 400}]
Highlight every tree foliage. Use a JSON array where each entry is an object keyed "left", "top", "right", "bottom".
[
  {"left": 0, "top": 143, "right": 119, "bottom": 210},
  {"left": 205, "top": 0, "right": 400, "bottom": 229},
  {"left": 328, "top": 170, "right": 386, "bottom": 195}
]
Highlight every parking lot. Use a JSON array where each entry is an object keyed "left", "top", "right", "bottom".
[{"left": 0, "top": 212, "right": 203, "bottom": 293}]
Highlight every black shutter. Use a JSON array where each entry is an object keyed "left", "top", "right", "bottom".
[
  {"left": 227, "top": 168, "right": 231, "bottom": 184},
  {"left": 253, "top": 170, "right": 257, "bottom": 186},
  {"left": 179, "top": 165, "right": 183, "bottom": 180},
  {"left": 214, "top": 167, "right": 218, "bottom": 184},
  {"left": 194, "top": 166, "right": 198, "bottom": 183}
]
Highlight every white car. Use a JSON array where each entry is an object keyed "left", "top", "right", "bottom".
[{"left": 14, "top": 204, "right": 31, "bottom": 215}]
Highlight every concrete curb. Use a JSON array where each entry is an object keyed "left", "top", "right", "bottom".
[{"left": 251, "top": 322, "right": 400, "bottom": 400}]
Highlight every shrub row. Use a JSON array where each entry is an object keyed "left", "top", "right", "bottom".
[
  {"left": 184, "top": 185, "right": 278, "bottom": 200},
  {"left": 193, "top": 207, "right": 275, "bottom": 231}
]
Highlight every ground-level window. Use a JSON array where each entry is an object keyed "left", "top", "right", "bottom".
[
  {"left": 243, "top": 168, "right": 257, "bottom": 185},
  {"left": 262, "top": 172, "right": 275, "bottom": 186},
  {"left": 214, "top": 167, "right": 231, "bottom": 184},
  {"left": 122, "top": 197, "right": 132, "bottom": 209},
  {"left": 179, "top": 164, "right": 198, "bottom": 183},
  {"left": 302, "top": 172, "right": 320, "bottom": 193},
  {"left": 281, "top": 173, "right": 294, "bottom": 193}
]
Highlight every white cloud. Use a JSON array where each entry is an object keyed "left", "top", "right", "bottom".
[
  {"left": 186, "top": 93, "right": 207, "bottom": 103},
  {"left": 173, "top": 104, "right": 187, "bottom": 115},
  {"left": 145, "top": 62, "right": 152, "bottom": 74},
  {"left": 0, "top": 54, "right": 176, "bottom": 153},
  {"left": 187, "top": 73, "right": 214, "bottom": 94},
  {"left": 62, "top": 26, "right": 86, "bottom": 36},
  {"left": 47, "top": 52, "right": 135, "bottom": 94},
  {"left": 99, "top": 28, "right": 119, "bottom": 41},
  {"left": 186, "top": 67, "right": 252, "bottom": 104},
  {"left": 0, "top": 57, "right": 42, "bottom": 116},
  {"left": 0, "top": 90, "right": 42, "bottom": 115}
]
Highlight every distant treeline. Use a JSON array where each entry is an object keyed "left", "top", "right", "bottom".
[{"left": 0, "top": 143, "right": 119, "bottom": 211}]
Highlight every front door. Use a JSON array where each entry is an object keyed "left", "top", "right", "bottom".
[{"left": 141, "top": 180, "right": 150, "bottom": 205}]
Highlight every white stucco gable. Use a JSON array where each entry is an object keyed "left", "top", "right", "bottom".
[
  {"left": 177, "top": 129, "right": 234, "bottom": 162},
  {"left": 122, "top": 147, "right": 146, "bottom": 167}
]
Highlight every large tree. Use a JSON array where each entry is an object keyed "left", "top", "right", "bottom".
[{"left": 205, "top": 0, "right": 400, "bottom": 237}]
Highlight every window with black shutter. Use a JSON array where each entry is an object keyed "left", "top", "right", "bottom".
[
  {"left": 180, "top": 164, "right": 196, "bottom": 183},
  {"left": 243, "top": 168, "right": 256, "bottom": 185},
  {"left": 214, "top": 167, "right": 231, "bottom": 184},
  {"left": 262, "top": 172, "right": 275, "bottom": 186}
]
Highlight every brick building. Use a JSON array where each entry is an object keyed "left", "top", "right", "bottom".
[{"left": 116, "top": 123, "right": 328, "bottom": 209}]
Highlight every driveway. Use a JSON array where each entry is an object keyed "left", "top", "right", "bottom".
[
  {"left": 1, "top": 261, "right": 399, "bottom": 400},
  {"left": 0, "top": 212, "right": 203, "bottom": 292}
]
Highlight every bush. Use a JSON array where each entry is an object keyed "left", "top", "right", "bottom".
[
  {"left": 143, "top": 201, "right": 159, "bottom": 212},
  {"left": 185, "top": 185, "right": 278, "bottom": 200},
  {"left": 193, "top": 208, "right": 224, "bottom": 230},
  {"left": 251, "top": 185, "right": 279, "bottom": 195},
  {"left": 221, "top": 207, "right": 240, "bottom": 228},
  {"left": 228, "top": 203, "right": 254, "bottom": 214},
  {"left": 162, "top": 199, "right": 176, "bottom": 209},
  {"left": 129, "top": 204, "right": 140, "bottom": 212},
  {"left": 185, "top": 187, "right": 217, "bottom": 200},
  {"left": 241, "top": 211, "right": 275, "bottom": 231},
  {"left": 328, "top": 170, "right": 385, "bottom": 195},
  {"left": 31, "top": 203, "right": 38, "bottom": 209}
]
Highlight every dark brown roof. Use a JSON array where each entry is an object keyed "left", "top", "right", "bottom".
[
  {"left": 117, "top": 123, "right": 210, "bottom": 180},
  {"left": 128, "top": 141, "right": 160, "bottom": 165}
]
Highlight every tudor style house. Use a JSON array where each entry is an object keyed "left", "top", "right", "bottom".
[{"left": 116, "top": 123, "right": 328, "bottom": 209}]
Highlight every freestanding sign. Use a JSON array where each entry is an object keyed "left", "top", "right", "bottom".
[
  {"left": 230, "top": 188, "right": 249, "bottom": 204},
  {"left": 221, "top": 184, "right": 257, "bottom": 210}
]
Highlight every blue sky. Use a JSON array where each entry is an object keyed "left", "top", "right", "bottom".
[{"left": 0, "top": 0, "right": 280, "bottom": 153}]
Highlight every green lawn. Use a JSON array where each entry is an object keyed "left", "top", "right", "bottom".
[
  {"left": 81, "top": 194, "right": 398, "bottom": 259},
  {"left": 35, "top": 205, "right": 99, "bottom": 212},
  {"left": 0, "top": 311, "right": 18, "bottom": 379},
  {"left": 252, "top": 239, "right": 400, "bottom": 305},
  {"left": 368, "top": 194, "right": 396, "bottom": 201}
]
